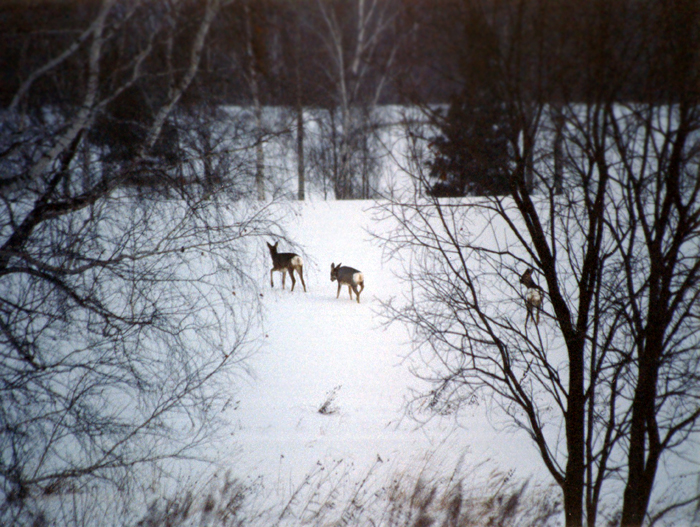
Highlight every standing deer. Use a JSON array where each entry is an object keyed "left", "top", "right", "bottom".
[
  {"left": 267, "top": 241, "right": 306, "bottom": 292},
  {"left": 520, "top": 267, "right": 544, "bottom": 328},
  {"left": 330, "top": 263, "right": 364, "bottom": 303}
]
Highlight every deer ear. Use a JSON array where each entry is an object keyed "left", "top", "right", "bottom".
[{"left": 331, "top": 263, "right": 335, "bottom": 269}]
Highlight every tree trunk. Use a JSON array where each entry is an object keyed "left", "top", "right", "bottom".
[
  {"left": 512, "top": 158, "right": 589, "bottom": 527},
  {"left": 245, "top": 3, "right": 265, "bottom": 201},
  {"left": 255, "top": 106, "right": 265, "bottom": 200},
  {"left": 553, "top": 105, "right": 565, "bottom": 195},
  {"left": 620, "top": 372, "right": 659, "bottom": 527},
  {"left": 295, "top": 24, "right": 305, "bottom": 201},
  {"left": 564, "top": 340, "right": 586, "bottom": 527},
  {"left": 620, "top": 316, "right": 664, "bottom": 526},
  {"left": 296, "top": 105, "right": 305, "bottom": 201}
]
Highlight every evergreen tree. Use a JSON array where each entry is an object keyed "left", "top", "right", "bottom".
[
  {"left": 427, "top": 4, "right": 512, "bottom": 197},
  {"left": 428, "top": 93, "right": 512, "bottom": 197}
]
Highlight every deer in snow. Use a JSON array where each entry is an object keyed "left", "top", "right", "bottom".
[
  {"left": 520, "top": 267, "right": 544, "bottom": 328},
  {"left": 267, "top": 241, "right": 306, "bottom": 292},
  {"left": 330, "top": 263, "right": 364, "bottom": 303}
]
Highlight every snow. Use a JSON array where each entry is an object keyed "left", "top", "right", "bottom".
[{"left": 222, "top": 199, "right": 545, "bottom": 502}]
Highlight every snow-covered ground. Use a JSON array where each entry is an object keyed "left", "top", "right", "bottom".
[{"left": 222, "top": 199, "right": 545, "bottom": 504}]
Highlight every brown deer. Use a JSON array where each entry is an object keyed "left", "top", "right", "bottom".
[
  {"left": 330, "top": 263, "right": 364, "bottom": 303},
  {"left": 519, "top": 267, "right": 538, "bottom": 289},
  {"left": 520, "top": 267, "right": 544, "bottom": 328},
  {"left": 267, "top": 241, "right": 306, "bottom": 292}
]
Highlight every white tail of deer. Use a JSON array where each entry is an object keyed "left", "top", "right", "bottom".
[
  {"left": 330, "top": 263, "right": 364, "bottom": 303},
  {"left": 525, "top": 287, "right": 543, "bottom": 328},
  {"left": 267, "top": 241, "right": 306, "bottom": 292},
  {"left": 520, "top": 267, "right": 544, "bottom": 328}
]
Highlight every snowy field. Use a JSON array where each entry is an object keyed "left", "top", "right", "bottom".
[{"left": 219, "top": 198, "right": 547, "bottom": 508}]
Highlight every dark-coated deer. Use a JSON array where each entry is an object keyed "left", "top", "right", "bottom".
[
  {"left": 330, "top": 263, "right": 364, "bottom": 303},
  {"left": 267, "top": 241, "right": 306, "bottom": 292},
  {"left": 520, "top": 267, "right": 544, "bottom": 328}
]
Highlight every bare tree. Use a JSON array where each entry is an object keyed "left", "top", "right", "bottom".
[
  {"left": 306, "top": 0, "right": 403, "bottom": 200},
  {"left": 374, "top": 1, "right": 700, "bottom": 527},
  {"left": 377, "top": 102, "right": 700, "bottom": 527},
  {"left": 0, "top": 1, "right": 288, "bottom": 524},
  {"left": 295, "top": 21, "right": 306, "bottom": 201}
]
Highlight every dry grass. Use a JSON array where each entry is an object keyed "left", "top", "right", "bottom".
[{"left": 134, "top": 458, "right": 562, "bottom": 527}]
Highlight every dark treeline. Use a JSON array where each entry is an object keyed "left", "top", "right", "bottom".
[{"left": 1, "top": 0, "right": 694, "bottom": 112}]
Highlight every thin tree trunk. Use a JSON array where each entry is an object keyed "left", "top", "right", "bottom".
[
  {"left": 553, "top": 104, "right": 564, "bottom": 195},
  {"left": 23, "top": 0, "right": 113, "bottom": 186},
  {"left": 144, "top": 0, "right": 220, "bottom": 153},
  {"left": 295, "top": 24, "right": 305, "bottom": 201},
  {"left": 297, "top": 105, "right": 305, "bottom": 201},
  {"left": 245, "top": 3, "right": 265, "bottom": 201},
  {"left": 255, "top": 106, "right": 265, "bottom": 200}
]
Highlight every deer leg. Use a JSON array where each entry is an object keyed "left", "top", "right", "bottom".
[
  {"left": 289, "top": 268, "right": 296, "bottom": 292},
  {"left": 352, "top": 285, "right": 361, "bottom": 303},
  {"left": 281, "top": 270, "right": 287, "bottom": 290},
  {"left": 336, "top": 283, "right": 342, "bottom": 299},
  {"left": 296, "top": 266, "right": 307, "bottom": 292},
  {"left": 270, "top": 269, "right": 274, "bottom": 288},
  {"left": 535, "top": 305, "right": 540, "bottom": 325},
  {"left": 348, "top": 285, "right": 353, "bottom": 300},
  {"left": 525, "top": 305, "right": 532, "bottom": 329}
]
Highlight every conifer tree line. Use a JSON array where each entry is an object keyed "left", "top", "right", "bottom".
[
  {"left": 1, "top": 0, "right": 692, "bottom": 107},
  {"left": 2, "top": 0, "right": 695, "bottom": 199}
]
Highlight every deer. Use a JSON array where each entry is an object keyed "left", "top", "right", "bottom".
[
  {"left": 330, "top": 263, "right": 364, "bottom": 303},
  {"left": 520, "top": 267, "right": 544, "bottom": 328},
  {"left": 267, "top": 241, "right": 306, "bottom": 292}
]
